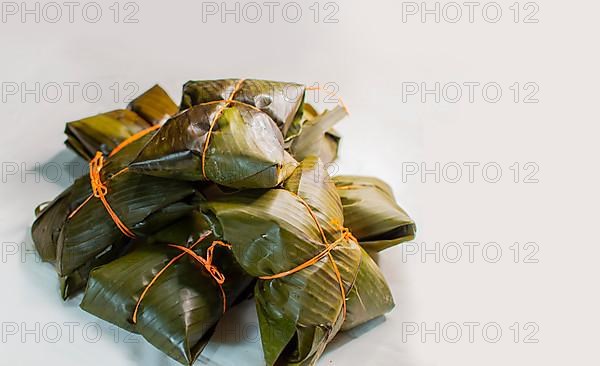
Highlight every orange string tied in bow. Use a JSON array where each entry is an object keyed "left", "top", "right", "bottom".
[
  {"left": 70, "top": 152, "right": 136, "bottom": 238},
  {"left": 67, "top": 123, "right": 163, "bottom": 236},
  {"left": 258, "top": 193, "right": 357, "bottom": 319},
  {"left": 131, "top": 233, "right": 230, "bottom": 324},
  {"left": 329, "top": 218, "right": 357, "bottom": 243},
  {"left": 168, "top": 241, "right": 231, "bottom": 312}
]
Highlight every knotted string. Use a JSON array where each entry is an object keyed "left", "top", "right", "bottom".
[
  {"left": 67, "top": 124, "right": 162, "bottom": 236},
  {"left": 258, "top": 192, "right": 356, "bottom": 318},
  {"left": 167, "top": 241, "right": 231, "bottom": 312},
  {"left": 67, "top": 152, "right": 134, "bottom": 237},
  {"left": 132, "top": 232, "right": 231, "bottom": 324},
  {"left": 90, "top": 152, "right": 136, "bottom": 238}
]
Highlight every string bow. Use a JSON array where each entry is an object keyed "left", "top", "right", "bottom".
[{"left": 132, "top": 232, "right": 231, "bottom": 324}]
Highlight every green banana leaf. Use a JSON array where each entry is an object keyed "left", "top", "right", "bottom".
[
  {"left": 65, "top": 109, "right": 151, "bottom": 160},
  {"left": 180, "top": 79, "right": 305, "bottom": 136},
  {"left": 32, "top": 179, "right": 86, "bottom": 263},
  {"left": 341, "top": 247, "right": 394, "bottom": 331},
  {"left": 128, "top": 84, "right": 178, "bottom": 125},
  {"left": 334, "top": 176, "right": 416, "bottom": 252},
  {"left": 283, "top": 103, "right": 317, "bottom": 143},
  {"left": 59, "top": 240, "right": 133, "bottom": 300},
  {"left": 32, "top": 131, "right": 197, "bottom": 277},
  {"left": 319, "top": 129, "right": 341, "bottom": 165},
  {"left": 82, "top": 244, "right": 219, "bottom": 364},
  {"left": 289, "top": 104, "right": 346, "bottom": 164},
  {"left": 64, "top": 85, "right": 176, "bottom": 160},
  {"left": 58, "top": 196, "right": 213, "bottom": 299},
  {"left": 33, "top": 77, "right": 408, "bottom": 366},
  {"left": 57, "top": 179, "right": 195, "bottom": 277},
  {"left": 145, "top": 207, "right": 256, "bottom": 304},
  {"left": 129, "top": 102, "right": 298, "bottom": 189},
  {"left": 58, "top": 197, "right": 238, "bottom": 301},
  {"left": 202, "top": 157, "right": 362, "bottom": 366},
  {"left": 81, "top": 218, "right": 253, "bottom": 365}
]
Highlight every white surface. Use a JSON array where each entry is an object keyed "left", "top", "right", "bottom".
[{"left": 1, "top": 0, "right": 599, "bottom": 365}]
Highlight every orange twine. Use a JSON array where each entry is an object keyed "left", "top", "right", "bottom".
[
  {"left": 67, "top": 152, "right": 135, "bottom": 238},
  {"left": 67, "top": 124, "right": 162, "bottom": 237},
  {"left": 132, "top": 232, "right": 231, "bottom": 323},
  {"left": 201, "top": 78, "right": 246, "bottom": 178},
  {"left": 90, "top": 152, "right": 136, "bottom": 238},
  {"left": 194, "top": 99, "right": 261, "bottom": 112},
  {"left": 109, "top": 124, "right": 160, "bottom": 157},
  {"left": 259, "top": 193, "right": 356, "bottom": 318}
]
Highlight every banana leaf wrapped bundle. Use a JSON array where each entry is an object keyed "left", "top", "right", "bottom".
[
  {"left": 32, "top": 130, "right": 197, "bottom": 282},
  {"left": 201, "top": 157, "right": 395, "bottom": 365},
  {"left": 65, "top": 85, "right": 177, "bottom": 160},
  {"left": 129, "top": 100, "right": 298, "bottom": 189},
  {"left": 180, "top": 79, "right": 305, "bottom": 136},
  {"left": 31, "top": 78, "right": 414, "bottom": 366},
  {"left": 334, "top": 176, "right": 416, "bottom": 252},
  {"left": 81, "top": 211, "right": 254, "bottom": 365}
]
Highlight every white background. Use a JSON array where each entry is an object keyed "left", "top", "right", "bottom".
[{"left": 0, "top": 0, "right": 599, "bottom": 365}]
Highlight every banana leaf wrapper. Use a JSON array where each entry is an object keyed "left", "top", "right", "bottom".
[
  {"left": 57, "top": 197, "right": 235, "bottom": 301},
  {"left": 180, "top": 79, "right": 305, "bottom": 136},
  {"left": 202, "top": 157, "right": 364, "bottom": 365},
  {"left": 341, "top": 247, "right": 394, "bottom": 331},
  {"left": 288, "top": 105, "right": 346, "bottom": 165},
  {"left": 129, "top": 102, "right": 298, "bottom": 189},
  {"left": 59, "top": 240, "right": 133, "bottom": 300},
  {"left": 32, "top": 132, "right": 198, "bottom": 278},
  {"left": 80, "top": 213, "right": 254, "bottom": 366},
  {"left": 64, "top": 85, "right": 177, "bottom": 160},
  {"left": 128, "top": 84, "right": 179, "bottom": 125},
  {"left": 334, "top": 176, "right": 416, "bottom": 252}
]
